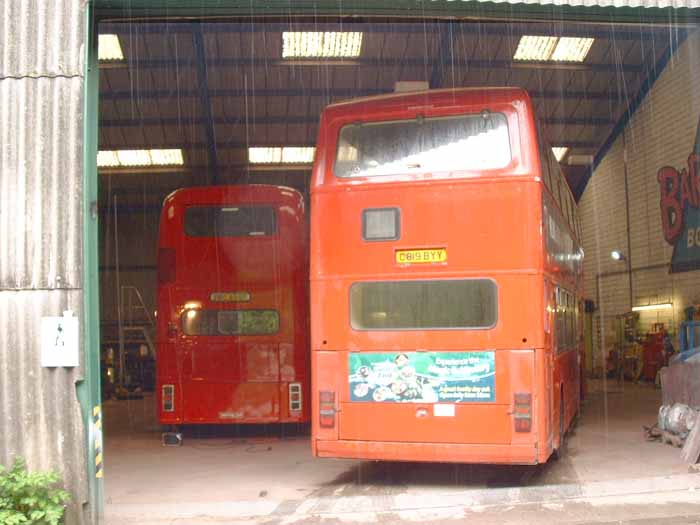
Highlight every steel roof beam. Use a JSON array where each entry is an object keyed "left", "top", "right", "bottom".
[
  {"left": 109, "top": 57, "right": 645, "bottom": 74},
  {"left": 100, "top": 87, "right": 388, "bottom": 100},
  {"left": 192, "top": 21, "right": 219, "bottom": 184},
  {"left": 101, "top": 87, "right": 620, "bottom": 101},
  {"left": 100, "top": 115, "right": 614, "bottom": 127},
  {"left": 99, "top": 21, "right": 680, "bottom": 42}
]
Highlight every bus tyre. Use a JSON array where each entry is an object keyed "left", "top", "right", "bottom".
[{"left": 553, "top": 397, "right": 566, "bottom": 460}]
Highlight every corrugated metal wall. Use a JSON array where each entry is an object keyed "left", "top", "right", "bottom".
[{"left": 0, "top": 1, "right": 90, "bottom": 524}]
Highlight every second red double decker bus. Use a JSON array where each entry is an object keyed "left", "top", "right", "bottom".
[
  {"left": 310, "top": 88, "right": 583, "bottom": 464},
  {"left": 156, "top": 185, "right": 309, "bottom": 427}
]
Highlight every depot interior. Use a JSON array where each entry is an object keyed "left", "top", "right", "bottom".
[{"left": 97, "top": 14, "right": 700, "bottom": 509}]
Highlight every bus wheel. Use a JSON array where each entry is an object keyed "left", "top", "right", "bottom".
[{"left": 553, "top": 398, "right": 566, "bottom": 460}]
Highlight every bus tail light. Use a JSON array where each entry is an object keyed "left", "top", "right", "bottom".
[
  {"left": 158, "top": 248, "right": 176, "bottom": 284},
  {"left": 289, "top": 383, "right": 302, "bottom": 412},
  {"left": 318, "top": 390, "right": 336, "bottom": 428},
  {"left": 513, "top": 392, "right": 532, "bottom": 432},
  {"left": 162, "top": 384, "right": 175, "bottom": 412}
]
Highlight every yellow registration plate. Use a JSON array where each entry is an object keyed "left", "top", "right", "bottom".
[
  {"left": 395, "top": 248, "right": 447, "bottom": 265},
  {"left": 210, "top": 291, "right": 251, "bottom": 302}
]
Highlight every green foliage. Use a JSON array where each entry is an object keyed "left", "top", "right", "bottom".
[{"left": 0, "top": 457, "right": 70, "bottom": 525}]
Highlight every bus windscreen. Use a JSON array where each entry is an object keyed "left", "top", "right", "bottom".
[
  {"left": 350, "top": 279, "right": 497, "bottom": 330},
  {"left": 335, "top": 112, "right": 511, "bottom": 178},
  {"left": 185, "top": 206, "right": 277, "bottom": 237}
]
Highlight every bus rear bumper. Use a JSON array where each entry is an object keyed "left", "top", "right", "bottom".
[{"left": 314, "top": 440, "right": 539, "bottom": 465}]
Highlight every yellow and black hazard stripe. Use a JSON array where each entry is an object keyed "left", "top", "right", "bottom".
[{"left": 93, "top": 406, "right": 103, "bottom": 479}]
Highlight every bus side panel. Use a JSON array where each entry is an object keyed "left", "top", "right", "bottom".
[
  {"left": 311, "top": 350, "right": 341, "bottom": 454},
  {"left": 554, "top": 348, "right": 580, "bottom": 434},
  {"left": 156, "top": 340, "right": 183, "bottom": 424}
]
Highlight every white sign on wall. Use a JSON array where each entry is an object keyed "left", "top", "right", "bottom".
[{"left": 41, "top": 311, "right": 79, "bottom": 368}]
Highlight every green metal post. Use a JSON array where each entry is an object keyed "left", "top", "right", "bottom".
[{"left": 76, "top": 1, "right": 104, "bottom": 522}]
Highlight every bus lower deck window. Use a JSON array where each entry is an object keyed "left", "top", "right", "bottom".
[{"left": 350, "top": 279, "right": 497, "bottom": 330}]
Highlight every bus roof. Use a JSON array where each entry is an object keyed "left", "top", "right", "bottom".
[
  {"left": 323, "top": 87, "right": 531, "bottom": 119},
  {"left": 163, "top": 184, "right": 303, "bottom": 207}
]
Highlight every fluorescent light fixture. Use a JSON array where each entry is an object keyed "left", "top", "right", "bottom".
[
  {"left": 97, "top": 149, "right": 184, "bottom": 168},
  {"left": 249, "top": 147, "right": 315, "bottom": 164},
  {"left": 514, "top": 35, "right": 594, "bottom": 63},
  {"left": 513, "top": 36, "right": 558, "bottom": 61},
  {"left": 551, "top": 37, "right": 595, "bottom": 62},
  {"left": 632, "top": 303, "right": 673, "bottom": 312},
  {"left": 98, "top": 34, "right": 124, "bottom": 61},
  {"left": 282, "top": 32, "right": 363, "bottom": 58},
  {"left": 552, "top": 147, "right": 569, "bottom": 162}
]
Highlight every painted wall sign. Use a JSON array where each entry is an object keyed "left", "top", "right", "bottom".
[
  {"left": 658, "top": 119, "right": 700, "bottom": 273},
  {"left": 348, "top": 351, "right": 495, "bottom": 403}
]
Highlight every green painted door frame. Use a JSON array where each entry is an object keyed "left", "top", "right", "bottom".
[
  {"left": 81, "top": 2, "right": 104, "bottom": 523},
  {"left": 83, "top": 1, "right": 700, "bottom": 523}
]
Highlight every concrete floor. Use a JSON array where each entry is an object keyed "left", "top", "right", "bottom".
[{"left": 103, "top": 379, "right": 699, "bottom": 523}]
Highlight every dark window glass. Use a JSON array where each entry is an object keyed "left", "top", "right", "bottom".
[
  {"left": 335, "top": 112, "right": 511, "bottom": 178},
  {"left": 184, "top": 206, "right": 276, "bottom": 237},
  {"left": 362, "top": 208, "right": 400, "bottom": 241},
  {"left": 181, "top": 310, "right": 279, "bottom": 336},
  {"left": 350, "top": 280, "right": 497, "bottom": 330}
]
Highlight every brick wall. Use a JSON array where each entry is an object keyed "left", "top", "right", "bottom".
[{"left": 579, "top": 30, "right": 700, "bottom": 367}]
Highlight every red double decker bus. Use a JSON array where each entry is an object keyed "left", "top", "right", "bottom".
[
  {"left": 156, "top": 185, "right": 309, "bottom": 426},
  {"left": 310, "top": 88, "right": 583, "bottom": 464}
]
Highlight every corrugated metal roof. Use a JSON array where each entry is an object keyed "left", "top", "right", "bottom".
[
  {"left": 434, "top": 0, "right": 700, "bottom": 8},
  {"left": 93, "top": 0, "right": 700, "bottom": 13},
  {"left": 1, "top": 1, "right": 90, "bottom": 524}
]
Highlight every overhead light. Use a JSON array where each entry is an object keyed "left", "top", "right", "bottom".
[
  {"left": 98, "top": 34, "right": 124, "bottom": 61},
  {"left": 97, "top": 149, "right": 184, "bottom": 168},
  {"left": 249, "top": 147, "right": 315, "bottom": 164},
  {"left": 551, "top": 37, "right": 595, "bottom": 62},
  {"left": 513, "top": 36, "right": 558, "bottom": 61},
  {"left": 514, "top": 35, "right": 594, "bottom": 63},
  {"left": 610, "top": 250, "right": 626, "bottom": 261},
  {"left": 632, "top": 303, "right": 673, "bottom": 312},
  {"left": 282, "top": 32, "right": 363, "bottom": 58},
  {"left": 552, "top": 147, "right": 569, "bottom": 162}
]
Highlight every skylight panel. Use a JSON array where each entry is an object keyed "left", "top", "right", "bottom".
[
  {"left": 552, "top": 147, "right": 569, "bottom": 162},
  {"left": 550, "top": 37, "right": 595, "bottom": 63},
  {"left": 282, "top": 32, "right": 363, "bottom": 58},
  {"left": 513, "top": 36, "right": 558, "bottom": 62},
  {"left": 98, "top": 34, "right": 124, "bottom": 61},
  {"left": 97, "top": 149, "right": 184, "bottom": 168},
  {"left": 513, "top": 35, "right": 594, "bottom": 63},
  {"left": 249, "top": 147, "right": 315, "bottom": 164}
]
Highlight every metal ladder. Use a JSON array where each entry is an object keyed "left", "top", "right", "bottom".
[{"left": 116, "top": 285, "right": 156, "bottom": 391}]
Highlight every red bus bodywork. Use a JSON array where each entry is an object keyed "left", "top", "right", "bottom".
[
  {"left": 156, "top": 185, "right": 309, "bottom": 425},
  {"left": 310, "top": 88, "right": 583, "bottom": 464}
]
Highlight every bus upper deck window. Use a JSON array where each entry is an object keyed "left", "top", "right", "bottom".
[
  {"left": 184, "top": 206, "right": 277, "bottom": 237},
  {"left": 334, "top": 112, "right": 511, "bottom": 178}
]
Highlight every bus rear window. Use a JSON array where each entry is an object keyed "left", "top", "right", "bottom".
[
  {"left": 335, "top": 112, "right": 511, "bottom": 178},
  {"left": 184, "top": 206, "right": 277, "bottom": 237},
  {"left": 182, "top": 310, "right": 279, "bottom": 335},
  {"left": 350, "top": 279, "right": 497, "bottom": 330}
]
